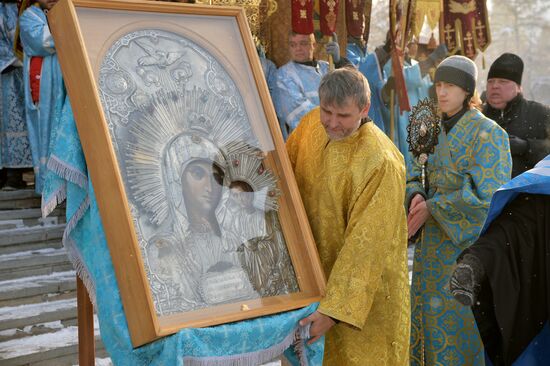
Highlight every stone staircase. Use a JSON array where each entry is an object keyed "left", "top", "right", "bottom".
[{"left": 0, "top": 189, "right": 108, "bottom": 366}]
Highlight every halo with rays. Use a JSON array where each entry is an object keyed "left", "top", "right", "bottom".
[
  {"left": 225, "top": 151, "right": 280, "bottom": 212},
  {"left": 124, "top": 87, "right": 258, "bottom": 226}
]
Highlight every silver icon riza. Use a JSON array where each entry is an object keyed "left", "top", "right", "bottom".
[{"left": 98, "top": 29, "right": 299, "bottom": 316}]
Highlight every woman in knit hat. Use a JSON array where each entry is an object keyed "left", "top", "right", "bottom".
[{"left": 406, "top": 55, "right": 513, "bottom": 365}]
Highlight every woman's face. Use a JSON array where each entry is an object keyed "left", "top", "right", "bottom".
[
  {"left": 181, "top": 160, "right": 224, "bottom": 217},
  {"left": 436, "top": 81, "right": 469, "bottom": 116}
]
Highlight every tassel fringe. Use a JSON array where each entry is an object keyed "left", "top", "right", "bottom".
[
  {"left": 47, "top": 155, "right": 87, "bottom": 189},
  {"left": 64, "top": 235, "right": 97, "bottom": 307}
]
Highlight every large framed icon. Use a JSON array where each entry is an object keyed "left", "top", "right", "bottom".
[{"left": 48, "top": 0, "right": 325, "bottom": 347}]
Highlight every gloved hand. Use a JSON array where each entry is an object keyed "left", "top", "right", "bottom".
[
  {"left": 509, "top": 135, "right": 529, "bottom": 155},
  {"left": 325, "top": 32, "right": 340, "bottom": 63}
]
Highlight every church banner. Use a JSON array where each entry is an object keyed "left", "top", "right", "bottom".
[
  {"left": 442, "top": 0, "right": 491, "bottom": 59},
  {"left": 345, "top": 0, "right": 372, "bottom": 43},
  {"left": 319, "top": 0, "right": 340, "bottom": 35},
  {"left": 291, "top": 0, "right": 315, "bottom": 34},
  {"left": 413, "top": 0, "right": 440, "bottom": 37},
  {"left": 390, "top": 0, "right": 411, "bottom": 113}
]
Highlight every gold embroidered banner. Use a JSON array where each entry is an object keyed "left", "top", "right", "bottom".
[
  {"left": 413, "top": 0, "right": 440, "bottom": 37},
  {"left": 442, "top": 0, "right": 491, "bottom": 59}
]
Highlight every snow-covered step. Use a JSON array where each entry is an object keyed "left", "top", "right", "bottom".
[
  {"left": 0, "top": 208, "right": 64, "bottom": 222},
  {"left": 0, "top": 225, "right": 65, "bottom": 255},
  {"left": 0, "top": 208, "right": 65, "bottom": 230},
  {"left": 0, "top": 224, "right": 65, "bottom": 247},
  {"left": 0, "top": 320, "right": 106, "bottom": 366},
  {"left": 0, "top": 190, "right": 41, "bottom": 210},
  {"left": 0, "top": 320, "right": 72, "bottom": 343},
  {"left": 0, "top": 298, "right": 77, "bottom": 333},
  {"left": 0, "top": 238, "right": 63, "bottom": 256},
  {"left": 0, "top": 248, "right": 73, "bottom": 281},
  {"left": 0, "top": 271, "right": 76, "bottom": 307}
]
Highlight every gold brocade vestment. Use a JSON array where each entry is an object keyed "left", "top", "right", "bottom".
[{"left": 286, "top": 108, "right": 410, "bottom": 365}]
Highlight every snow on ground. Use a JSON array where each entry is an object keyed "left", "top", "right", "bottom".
[
  {"left": 0, "top": 270, "right": 75, "bottom": 292},
  {"left": 0, "top": 316, "right": 100, "bottom": 359},
  {"left": 74, "top": 357, "right": 113, "bottom": 366},
  {"left": 0, "top": 247, "right": 66, "bottom": 260},
  {"left": 0, "top": 325, "right": 92, "bottom": 359},
  {"left": 23, "top": 320, "right": 64, "bottom": 332},
  {"left": 0, "top": 298, "right": 76, "bottom": 323}
]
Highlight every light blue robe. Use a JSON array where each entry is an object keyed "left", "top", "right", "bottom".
[
  {"left": 357, "top": 52, "right": 388, "bottom": 134},
  {"left": 384, "top": 59, "right": 432, "bottom": 167},
  {"left": 19, "top": 5, "right": 65, "bottom": 193},
  {"left": 346, "top": 43, "right": 367, "bottom": 67},
  {"left": 0, "top": 3, "right": 32, "bottom": 169},
  {"left": 406, "top": 109, "right": 512, "bottom": 366},
  {"left": 259, "top": 56, "right": 277, "bottom": 97},
  {"left": 273, "top": 60, "right": 329, "bottom": 139}
]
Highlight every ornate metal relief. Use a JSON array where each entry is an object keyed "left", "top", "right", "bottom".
[
  {"left": 407, "top": 97, "right": 440, "bottom": 164},
  {"left": 98, "top": 29, "right": 299, "bottom": 316}
]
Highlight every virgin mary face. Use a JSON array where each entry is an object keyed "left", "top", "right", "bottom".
[{"left": 181, "top": 160, "right": 224, "bottom": 218}]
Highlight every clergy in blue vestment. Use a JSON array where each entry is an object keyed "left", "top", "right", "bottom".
[
  {"left": 382, "top": 41, "right": 446, "bottom": 166},
  {"left": 19, "top": 0, "right": 65, "bottom": 193},
  {"left": 356, "top": 42, "right": 390, "bottom": 134},
  {"left": 273, "top": 33, "right": 329, "bottom": 140},
  {"left": 273, "top": 32, "right": 349, "bottom": 139},
  {"left": 406, "top": 55, "right": 512, "bottom": 366},
  {"left": 260, "top": 56, "right": 277, "bottom": 97},
  {"left": 346, "top": 35, "right": 368, "bottom": 67},
  {"left": 0, "top": 1, "right": 33, "bottom": 188},
  {"left": 256, "top": 42, "right": 277, "bottom": 98}
]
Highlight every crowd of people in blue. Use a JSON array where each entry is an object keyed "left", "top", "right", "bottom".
[{"left": 2, "top": 0, "right": 550, "bottom": 365}]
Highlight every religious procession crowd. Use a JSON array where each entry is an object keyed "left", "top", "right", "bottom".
[{"left": 2, "top": 0, "right": 550, "bottom": 365}]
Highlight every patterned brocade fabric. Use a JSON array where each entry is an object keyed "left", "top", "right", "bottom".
[
  {"left": 406, "top": 108, "right": 512, "bottom": 366},
  {"left": 287, "top": 108, "right": 411, "bottom": 365},
  {"left": 0, "top": 3, "right": 32, "bottom": 169}
]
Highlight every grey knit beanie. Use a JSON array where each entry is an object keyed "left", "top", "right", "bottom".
[{"left": 434, "top": 55, "right": 478, "bottom": 95}]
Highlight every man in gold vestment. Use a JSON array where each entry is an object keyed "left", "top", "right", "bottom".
[{"left": 287, "top": 67, "right": 410, "bottom": 365}]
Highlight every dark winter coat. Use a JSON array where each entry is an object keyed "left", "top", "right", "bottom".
[{"left": 484, "top": 94, "right": 550, "bottom": 177}]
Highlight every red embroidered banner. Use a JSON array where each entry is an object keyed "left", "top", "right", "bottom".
[
  {"left": 442, "top": 0, "right": 491, "bottom": 59},
  {"left": 319, "top": 0, "right": 340, "bottom": 35},
  {"left": 345, "top": 0, "right": 372, "bottom": 41},
  {"left": 291, "top": 0, "right": 314, "bottom": 34}
]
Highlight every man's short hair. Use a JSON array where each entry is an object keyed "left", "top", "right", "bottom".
[
  {"left": 318, "top": 67, "right": 371, "bottom": 110},
  {"left": 288, "top": 31, "right": 315, "bottom": 42}
]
